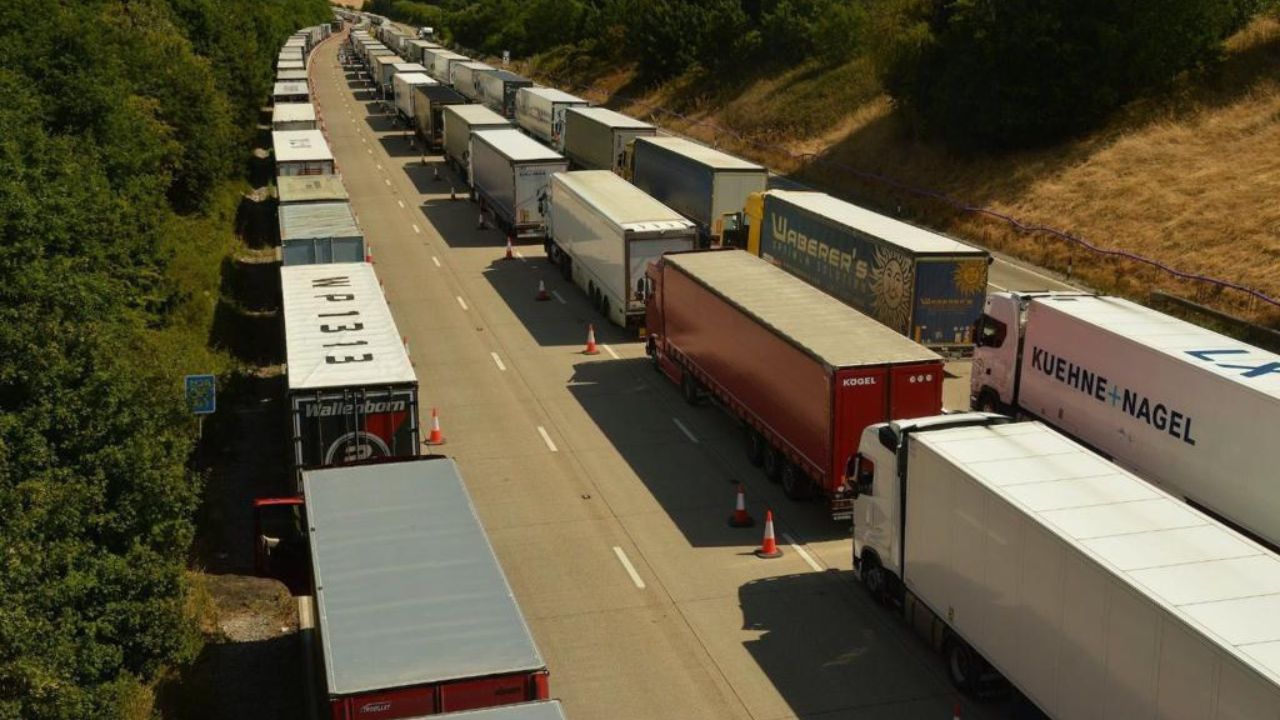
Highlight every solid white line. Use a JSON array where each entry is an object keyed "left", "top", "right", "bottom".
[
  {"left": 431, "top": 256, "right": 441, "bottom": 267},
  {"left": 672, "top": 417, "right": 699, "bottom": 444},
  {"left": 551, "top": 290, "right": 566, "bottom": 305},
  {"left": 536, "top": 426, "right": 558, "bottom": 453},
  {"left": 490, "top": 352, "right": 507, "bottom": 371},
  {"left": 602, "top": 344, "right": 620, "bottom": 360},
  {"left": 456, "top": 296, "right": 468, "bottom": 310},
  {"left": 612, "top": 547, "right": 646, "bottom": 589},
  {"left": 987, "top": 281, "right": 1008, "bottom": 292},
  {"left": 412, "top": 224, "right": 421, "bottom": 234},
  {"left": 782, "top": 533, "right": 824, "bottom": 573},
  {"left": 397, "top": 199, "right": 405, "bottom": 209}
]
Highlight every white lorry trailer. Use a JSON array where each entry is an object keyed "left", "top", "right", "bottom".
[
  {"left": 426, "top": 50, "right": 468, "bottom": 85},
  {"left": 971, "top": 291, "right": 1280, "bottom": 550},
  {"left": 469, "top": 129, "right": 568, "bottom": 241},
  {"left": 449, "top": 61, "right": 492, "bottom": 102},
  {"left": 441, "top": 105, "right": 510, "bottom": 185},
  {"left": 514, "top": 87, "right": 588, "bottom": 151},
  {"left": 561, "top": 107, "right": 655, "bottom": 174},
  {"left": 851, "top": 413, "right": 1280, "bottom": 717},
  {"left": 392, "top": 72, "right": 436, "bottom": 124},
  {"left": 547, "top": 171, "right": 696, "bottom": 327}
]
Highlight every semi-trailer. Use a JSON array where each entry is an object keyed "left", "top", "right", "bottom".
[
  {"left": 745, "top": 189, "right": 990, "bottom": 349},
  {"left": 469, "top": 129, "right": 568, "bottom": 240},
  {"left": 280, "top": 263, "right": 419, "bottom": 478},
  {"left": 272, "top": 81, "right": 310, "bottom": 104},
  {"left": 547, "top": 171, "right": 696, "bottom": 327},
  {"left": 406, "top": 39, "right": 440, "bottom": 64},
  {"left": 427, "top": 49, "right": 468, "bottom": 85},
  {"left": 276, "top": 175, "right": 349, "bottom": 206},
  {"left": 644, "top": 249, "right": 945, "bottom": 512},
  {"left": 276, "top": 68, "right": 308, "bottom": 82},
  {"left": 254, "top": 458, "right": 551, "bottom": 719},
  {"left": 627, "top": 135, "right": 767, "bottom": 248},
  {"left": 561, "top": 107, "right": 655, "bottom": 174},
  {"left": 384, "top": 62, "right": 428, "bottom": 98},
  {"left": 277, "top": 201, "right": 365, "bottom": 266},
  {"left": 373, "top": 55, "right": 399, "bottom": 95},
  {"left": 271, "top": 102, "right": 317, "bottom": 131},
  {"left": 477, "top": 69, "right": 532, "bottom": 119},
  {"left": 450, "top": 61, "right": 493, "bottom": 102},
  {"left": 271, "top": 129, "right": 334, "bottom": 177},
  {"left": 971, "top": 291, "right": 1280, "bottom": 550},
  {"left": 442, "top": 104, "right": 511, "bottom": 184},
  {"left": 413, "top": 85, "right": 468, "bottom": 150},
  {"left": 514, "top": 87, "right": 589, "bottom": 150},
  {"left": 392, "top": 71, "right": 436, "bottom": 124},
  {"left": 850, "top": 413, "right": 1280, "bottom": 717}
]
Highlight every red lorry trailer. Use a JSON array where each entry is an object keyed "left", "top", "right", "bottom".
[{"left": 645, "top": 250, "right": 945, "bottom": 517}]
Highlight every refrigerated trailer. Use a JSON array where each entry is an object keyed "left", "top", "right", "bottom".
[
  {"left": 442, "top": 105, "right": 511, "bottom": 184},
  {"left": 628, "top": 135, "right": 767, "bottom": 247},
  {"left": 469, "top": 129, "right": 567, "bottom": 240},
  {"left": 561, "top": 107, "right": 655, "bottom": 174},
  {"left": 281, "top": 263, "right": 419, "bottom": 479},
  {"left": 548, "top": 171, "right": 696, "bottom": 327},
  {"left": 971, "top": 291, "right": 1280, "bottom": 550},
  {"left": 413, "top": 84, "right": 468, "bottom": 150},
  {"left": 645, "top": 250, "right": 944, "bottom": 513},
  {"left": 477, "top": 69, "right": 532, "bottom": 119},
  {"left": 514, "top": 87, "right": 589, "bottom": 151},
  {"left": 392, "top": 71, "right": 435, "bottom": 124},
  {"left": 850, "top": 414, "right": 1280, "bottom": 717},
  {"left": 745, "top": 190, "right": 990, "bottom": 349}
]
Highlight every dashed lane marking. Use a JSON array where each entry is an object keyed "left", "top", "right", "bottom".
[
  {"left": 397, "top": 199, "right": 405, "bottom": 209},
  {"left": 612, "top": 547, "right": 646, "bottom": 589},
  {"left": 672, "top": 418, "right": 699, "bottom": 444},
  {"left": 490, "top": 352, "right": 507, "bottom": 372},
  {"left": 456, "top": 296, "right": 468, "bottom": 311},
  {"left": 412, "top": 224, "right": 421, "bottom": 234},
  {"left": 536, "top": 426, "right": 558, "bottom": 453},
  {"left": 431, "top": 256, "right": 441, "bottom": 267}
]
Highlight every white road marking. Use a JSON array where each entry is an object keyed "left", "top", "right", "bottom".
[
  {"left": 551, "top": 290, "right": 566, "bottom": 305},
  {"left": 366, "top": 148, "right": 372, "bottom": 154},
  {"left": 987, "top": 281, "right": 1008, "bottom": 292},
  {"left": 456, "top": 296, "right": 468, "bottom": 310},
  {"left": 384, "top": 178, "right": 391, "bottom": 187},
  {"left": 361, "top": 137, "right": 366, "bottom": 143},
  {"left": 375, "top": 163, "right": 381, "bottom": 170},
  {"left": 672, "top": 418, "right": 699, "bottom": 444},
  {"left": 397, "top": 199, "right": 405, "bottom": 209},
  {"left": 782, "top": 533, "right": 824, "bottom": 573},
  {"left": 431, "top": 256, "right": 441, "bottom": 267},
  {"left": 536, "top": 426, "right": 558, "bottom": 452},
  {"left": 412, "top": 224, "right": 421, "bottom": 235},
  {"left": 602, "top": 344, "right": 620, "bottom": 360},
  {"left": 612, "top": 547, "right": 646, "bottom": 589},
  {"left": 490, "top": 352, "right": 507, "bottom": 371}
]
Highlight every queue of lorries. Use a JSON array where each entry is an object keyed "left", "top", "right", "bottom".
[{"left": 261, "top": 9, "right": 1280, "bottom": 719}]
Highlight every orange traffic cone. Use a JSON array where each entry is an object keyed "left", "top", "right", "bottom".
[
  {"left": 535, "top": 279, "right": 551, "bottom": 301},
  {"left": 952, "top": 701, "right": 962, "bottom": 720},
  {"left": 505, "top": 236, "right": 514, "bottom": 260},
  {"left": 583, "top": 324, "right": 600, "bottom": 355},
  {"left": 728, "top": 484, "right": 755, "bottom": 528},
  {"left": 425, "top": 407, "right": 445, "bottom": 445},
  {"left": 365, "top": 244, "right": 374, "bottom": 264},
  {"left": 755, "top": 510, "right": 783, "bottom": 558}
]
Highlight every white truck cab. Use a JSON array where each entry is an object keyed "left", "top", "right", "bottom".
[{"left": 969, "top": 290, "right": 1091, "bottom": 411}]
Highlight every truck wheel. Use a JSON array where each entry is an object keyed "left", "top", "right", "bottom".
[
  {"left": 761, "top": 445, "right": 783, "bottom": 482},
  {"left": 744, "top": 428, "right": 765, "bottom": 467},
  {"left": 781, "top": 462, "right": 812, "bottom": 500},
  {"left": 860, "top": 553, "right": 888, "bottom": 604},
  {"left": 976, "top": 389, "right": 1002, "bottom": 414},
  {"left": 945, "top": 635, "right": 982, "bottom": 695},
  {"left": 681, "top": 372, "right": 702, "bottom": 406}
]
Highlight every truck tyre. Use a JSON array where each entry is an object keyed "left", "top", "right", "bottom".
[
  {"left": 761, "top": 445, "right": 783, "bottom": 482},
  {"left": 781, "top": 462, "right": 812, "bottom": 500},
  {"left": 744, "top": 428, "right": 765, "bottom": 467},
  {"left": 944, "top": 635, "right": 982, "bottom": 695},
  {"left": 681, "top": 372, "right": 702, "bottom": 406},
  {"left": 860, "top": 552, "right": 888, "bottom": 604},
  {"left": 976, "top": 388, "right": 1002, "bottom": 414}
]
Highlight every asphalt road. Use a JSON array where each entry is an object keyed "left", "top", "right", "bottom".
[{"left": 307, "top": 31, "right": 1042, "bottom": 720}]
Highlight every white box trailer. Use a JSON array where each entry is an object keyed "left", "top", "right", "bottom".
[
  {"left": 276, "top": 68, "right": 308, "bottom": 82},
  {"left": 392, "top": 72, "right": 436, "bottom": 123},
  {"left": 449, "top": 61, "right": 492, "bottom": 102},
  {"left": 442, "top": 104, "right": 510, "bottom": 183},
  {"left": 547, "top": 171, "right": 696, "bottom": 327},
  {"left": 427, "top": 50, "right": 468, "bottom": 84},
  {"left": 373, "top": 55, "right": 399, "bottom": 95},
  {"left": 469, "top": 129, "right": 568, "bottom": 241},
  {"left": 271, "top": 102, "right": 316, "bottom": 131},
  {"left": 476, "top": 69, "right": 532, "bottom": 119},
  {"left": 272, "top": 129, "right": 334, "bottom": 177},
  {"left": 972, "top": 292, "right": 1280, "bottom": 550},
  {"left": 272, "top": 81, "right": 310, "bottom": 105},
  {"left": 406, "top": 39, "right": 440, "bottom": 64},
  {"left": 276, "top": 175, "right": 348, "bottom": 206},
  {"left": 851, "top": 414, "right": 1280, "bottom": 718},
  {"left": 413, "top": 84, "right": 467, "bottom": 149},
  {"left": 562, "top": 107, "right": 655, "bottom": 174},
  {"left": 278, "top": 201, "right": 365, "bottom": 266},
  {"left": 514, "top": 87, "right": 588, "bottom": 150},
  {"left": 277, "top": 59, "right": 305, "bottom": 73}
]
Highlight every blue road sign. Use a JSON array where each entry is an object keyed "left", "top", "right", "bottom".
[{"left": 185, "top": 374, "right": 217, "bottom": 415}]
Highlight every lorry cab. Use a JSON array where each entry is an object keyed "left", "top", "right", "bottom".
[
  {"left": 970, "top": 291, "right": 1092, "bottom": 412},
  {"left": 253, "top": 497, "right": 309, "bottom": 595}
]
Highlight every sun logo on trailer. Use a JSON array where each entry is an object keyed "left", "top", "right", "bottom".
[
  {"left": 871, "top": 247, "right": 913, "bottom": 334},
  {"left": 953, "top": 260, "right": 987, "bottom": 296}
]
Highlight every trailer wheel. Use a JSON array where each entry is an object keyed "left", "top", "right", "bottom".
[
  {"left": 945, "top": 635, "right": 982, "bottom": 695},
  {"left": 781, "top": 462, "right": 812, "bottom": 500},
  {"left": 744, "top": 428, "right": 765, "bottom": 467},
  {"left": 681, "top": 372, "right": 702, "bottom": 406},
  {"left": 761, "top": 445, "right": 783, "bottom": 482}
]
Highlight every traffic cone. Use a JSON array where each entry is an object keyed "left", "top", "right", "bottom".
[
  {"left": 583, "top": 324, "right": 600, "bottom": 355},
  {"left": 755, "top": 510, "right": 783, "bottom": 558},
  {"left": 433, "top": 165, "right": 439, "bottom": 181},
  {"left": 425, "top": 407, "right": 445, "bottom": 445},
  {"left": 450, "top": 185, "right": 457, "bottom": 200},
  {"left": 365, "top": 244, "right": 374, "bottom": 264},
  {"left": 728, "top": 484, "right": 755, "bottom": 528},
  {"left": 952, "top": 701, "right": 962, "bottom": 720},
  {"left": 535, "top": 279, "right": 551, "bottom": 301},
  {"left": 504, "top": 236, "right": 515, "bottom": 260}
]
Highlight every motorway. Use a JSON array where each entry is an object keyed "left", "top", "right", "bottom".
[{"left": 307, "top": 30, "right": 1053, "bottom": 720}]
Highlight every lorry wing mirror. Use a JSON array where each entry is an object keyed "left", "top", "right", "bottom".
[{"left": 878, "top": 426, "right": 899, "bottom": 452}]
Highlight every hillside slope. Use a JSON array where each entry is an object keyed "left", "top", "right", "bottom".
[{"left": 525, "top": 15, "right": 1280, "bottom": 327}]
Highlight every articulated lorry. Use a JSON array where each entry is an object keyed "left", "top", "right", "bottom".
[
  {"left": 280, "top": 263, "right": 419, "bottom": 481},
  {"left": 561, "top": 107, "right": 655, "bottom": 174},
  {"left": 514, "top": 87, "right": 588, "bottom": 150},
  {"left": 469, "top": 129, "right": 568, "bottom": 240},
  {"left": 627, "top": 135, "right": 767, "bottom": 248},
  {"left": 645, "top": 249, "right": 944, "bottom": 513},
  {"left": 546, "top": 171, "right": 697, "bottom": 327},
  {"left": 254, "top": 458, "right": 551, "bottom": 719},
  {"left": 413, "top": 84, "right": 467, "bottom": 150},
  {"left": 850, "top": 414, "right": 1280, "bottom": 717},
  {"left": 442, "top": 104, "right": 510, "bottom": 184},
  {"left": 745, "top": 190, "right": 990, "bottom": 349},
  {"left": 971, "top": 291, "right": 1280, "bottom": 549},
  {"left": 392, "top": 72, "right": 435, "bottom": 125},
  {"left": 449, "top": 61, "right": 492, "bottom": 102}
]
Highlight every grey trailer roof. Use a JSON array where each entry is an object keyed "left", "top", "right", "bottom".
[
  {"left": 272, "top": 130, "right": 332, "bottom": 163},
  {"left": 277, "top": 175, "right": 349, "bottom": 204},
  {"left": 273, "top": 81, "right": 310, "bottom": 97},
  {"left": 277, "top": 69, "right": 309, "bottom": 82},
  {"left": 472, "top": 129, "right": 565, "bottom": 163},
  {"left": 481, "top": 68, "right": 529, "bottom": 83},
  {"left": 768, "top": 190, "right": 983, "bottom": 255},
  {"left": 554, "top": 171, "right": 693, "bottom": 232},
  {"left": 666, "top": 250, "right": 942, "bottom": 368},
  {"left": 272, "top": 102, "right": 316, "bottom": 124},
  {"left": 637, "top": 135, "right": 763, "bottom": 172},
  {"left": 445, "top": 104, "right": 510, "bottom": 126},
  {"left": 278, "top": 201, "right": 360, "bottom": 241},
  {"left": 521, "top": 87, "right": 586, "bottom": 105},
  {"left": 567, "top": 106, "right": 652, "bottom": 130},
  {"left": 277, "top": 60, "right": 305, "bottom": 71},
  {"left": 304, "top": 458, "right": 545, "bottom": 696},
  {"left": 281, "top": 263, "right": 415, "bottom": 389},
  {"left": 393, "top": 62, "right": 428, "bottom": 73},
  {"left": 431, "top": 701, "right": 567, "bottom": 720},
  {"left": 417, "top": 85, "right": 467, "bottom": 104}
]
